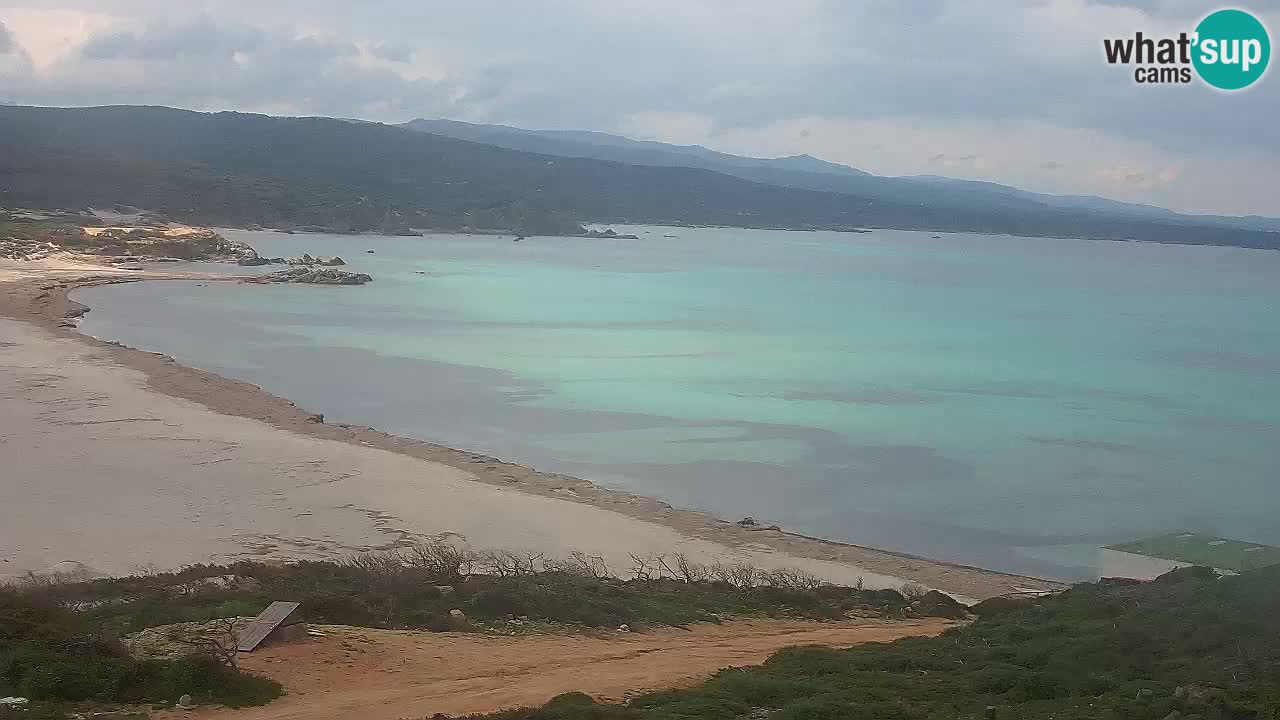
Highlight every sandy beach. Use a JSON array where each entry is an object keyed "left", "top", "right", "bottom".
[{"left": 0, "top": 255, "right": 1062, "bottom": 600}]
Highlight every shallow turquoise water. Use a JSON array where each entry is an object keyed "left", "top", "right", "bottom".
[{"left": 75, "top": 227, "right": 1280, "bottom": 579}]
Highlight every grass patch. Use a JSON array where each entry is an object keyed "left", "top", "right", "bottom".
[{"left": 1108, "top": 533, "right": 1280, "bottom": 573}]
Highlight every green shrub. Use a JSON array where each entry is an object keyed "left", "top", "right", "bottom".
[
  {"left": 460, "top": 565, "right": 1280, "bottom": 720},
  {"left": 0, "top": 589, "right": 280, "bottom": 708}
]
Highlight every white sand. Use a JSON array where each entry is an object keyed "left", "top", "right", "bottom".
[
  {"left": 0, "top": 255, "right": 146, "bottom": 283},
  {"left": 0, "top": 316, "right": 937, "bottom": 595}
]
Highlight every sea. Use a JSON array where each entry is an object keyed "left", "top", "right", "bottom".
[{"left": 73, "top": 226, "right": 1280, "bottom": 581}]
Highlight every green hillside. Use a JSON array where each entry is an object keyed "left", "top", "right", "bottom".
[{"left": 2, "top": 105, "right": 1279, "bottom": 248}]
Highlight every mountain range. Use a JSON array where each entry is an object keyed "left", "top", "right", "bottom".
[
  {"left": 0, "top": 104, "right": 1276, "bottom": 248},
  {"left": 404, "top": 117, "right": 1280, "bottom": 235}
]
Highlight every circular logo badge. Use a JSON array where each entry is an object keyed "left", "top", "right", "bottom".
[{"left": 1192, "top": 9, "right": 1271, "bottom": 90}]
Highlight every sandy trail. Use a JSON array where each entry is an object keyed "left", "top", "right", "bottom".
[{"left": 179, "top": 618, "right": 953, "bottom": 720}]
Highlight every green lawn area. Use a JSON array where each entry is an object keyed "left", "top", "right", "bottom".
[{"left": 1108, "top": 533, "right": 1280, "bottom": 573}]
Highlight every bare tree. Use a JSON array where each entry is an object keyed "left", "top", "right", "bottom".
[
  {"left": 671, "top": 553, "right": 709, "bottom": 583},
  {"left": 546, "top": 551, "right": 610, "bottom": 579},
  {"left": 403, "top": 540, "right": 476, "bottom": 584},
  {"left": 629, "top": 553, "right": 662, "bottom": 582},
  {"left": 172, "top": 617, "right": 240, "bottom": 668},
  {"left": 477, "top": 549, "right": 544, "bottom": 577},
  {"left": 710, "top": 562, "right": 760, "bottom": 588},
  {"left": 760, "top": 567, "right": 826, "bottom": 590}
]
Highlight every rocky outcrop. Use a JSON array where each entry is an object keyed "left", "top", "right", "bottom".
[
  {"left": 262, "top": 268, "right": 373, "bottom": 285},
  {"left": 583, "top": 228, "right": 640, "bottom": 239},
  {"left": 287, "top": 254, "right": 346, "bottom": 266},
  {"left": 237, "top": 254, "right": 286, "bottom": 266}
]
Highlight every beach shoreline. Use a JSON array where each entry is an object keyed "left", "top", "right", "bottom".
[{"left": 0, "top": 256, "right": 1063, "bottom": 600}]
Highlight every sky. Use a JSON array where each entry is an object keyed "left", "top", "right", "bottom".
[{"left": 0, "top": 0, "right": 1276, "bottom": 216}]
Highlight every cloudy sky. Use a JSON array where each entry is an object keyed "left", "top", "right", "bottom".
[{"left": 1, "top": 0, "right": 1276, "bottom": 216}]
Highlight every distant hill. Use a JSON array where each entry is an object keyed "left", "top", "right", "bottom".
[
  {"left": 903, "top": 174, "right": 1280, "bottom": 232},
  {"left": 406, "top": 119, "right": 870, "bottom": 179},
  {"left": 406, "top": 117, "right": 1280, "bottom": 238},
  {"left": 0, "top": 105, "right": 1277, "bottom": 248}
]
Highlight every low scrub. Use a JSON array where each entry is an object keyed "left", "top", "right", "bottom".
[
  {"left": 460, "top": 564, "right": 1280, "bottom": 720},
  {"left": 0, "top": 590, "right": 280, "bottom": 710},
  {"left": 25, "top": 543, "right": 946, "bottom": 638}
]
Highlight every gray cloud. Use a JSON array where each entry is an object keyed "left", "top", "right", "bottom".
[
  {"left": 369, "top": 41, "right": 412, "bottom": 62},
  {"left": 0, "top": 21, "right": 12, "bottom": 54},
  {"left": 82, "top": 14, "right": 262, "bottom": 60}
]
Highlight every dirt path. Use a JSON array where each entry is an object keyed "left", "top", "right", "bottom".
[{"left": 181, "top": 618, "right": 954, "bottom": 720}]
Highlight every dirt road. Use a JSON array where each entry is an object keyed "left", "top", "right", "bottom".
[{"left": 180, "top": 618, "right": 953, "bottom": 720}]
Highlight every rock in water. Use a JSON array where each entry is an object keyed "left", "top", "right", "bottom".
[
  {"left": 264, "top": 268, "right": 373, "bottom": 285},
  {"left": 288, "top": 254, "right": 345, "bottom": 266}
]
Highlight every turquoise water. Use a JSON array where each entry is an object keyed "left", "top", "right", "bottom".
[{"left": 75, "top": 227, "right": 1280, "bottom": 579}]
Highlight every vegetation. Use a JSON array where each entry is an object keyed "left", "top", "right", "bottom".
[
  {"left": 0, "top": 590, "right": 280, "bottom": 711},
  {"left": 1, "top": 543, "right": 945, "bottom": 716},
  {"left": 461, "top": 565, "right": 1280, "bottom": 720},
  {"left": 0, "top": 207, "right": 246, "bottom": 261},
  {"left": 9, "top": 548, "right": 1276, "bottom": 720},
  {"left": 405, "top": 117, "right": 1280, "bottom": 236},
  {"left": 25, "top": 544, "right": 936, "bottom": 640},
  {"left": 3, "top": 105, "right": 1279, "bottom": 247}
]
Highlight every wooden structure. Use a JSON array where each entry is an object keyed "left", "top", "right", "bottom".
[{"left": 237, "top": 601, "right": 304, "bottom": 652}]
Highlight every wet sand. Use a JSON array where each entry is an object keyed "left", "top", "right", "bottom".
[{"left": 0, "top": 257, "right": 1062, "bottom": 599}]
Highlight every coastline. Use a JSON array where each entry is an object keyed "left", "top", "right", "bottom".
[{"left": 0, "top": 258, "right": 1064, "bottom": 600}]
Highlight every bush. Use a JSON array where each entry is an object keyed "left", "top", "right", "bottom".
[
  {"left": 42, "top": 544, "right": 935, "bottom": 637},
  {"left": 0, "top": 589, "right": 280, "bottom": 708},
  {"left": 458, "top": 565, "right": 1280, "bottom": 720}
]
